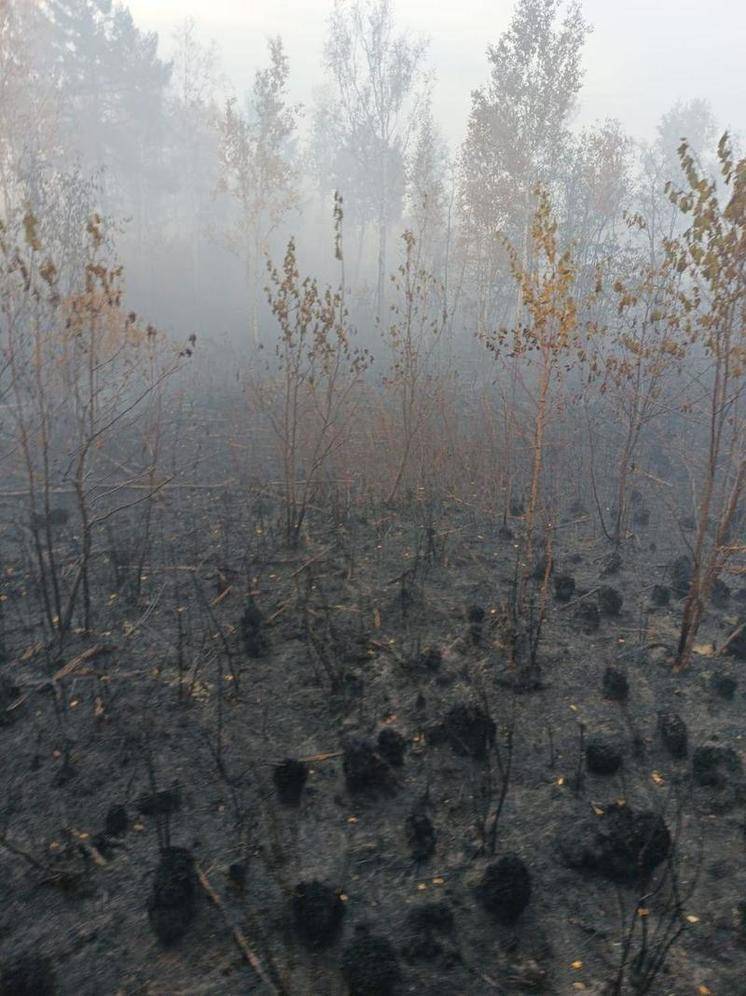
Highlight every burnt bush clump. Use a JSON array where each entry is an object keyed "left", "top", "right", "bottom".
[
  {"left": 691, "top": 742, "right": 744, "bottom": 813},
  {"left": 657, "top": 711, "right": 688, "bottom": 758},
  {"left": 402, "top": 902, "right": 455, "bottom": 961},
  {"left": 709, "top": 673, "right": 737, "bottom": 700},
  {"left": 692, "top": 743, "right": 743, "bottom": 789},
  {"left": 31, "top": 507, "right": 69, "bottom": 531},
  {"left": 138, "top": 786, "right": 181, "bottom": 817},
  {"left": 343, "top": 738, "right": 392, "bottom": 793},
  {"left": 510, "top": 496, "right": 525, "bottom": 516},
  {"left": 586, "top": 736, "right": 623, "bottom": 775},
  {"left": 104, "top": 804, "right": 128, "bottom": 837},
  {"left": 341, "top": 926, "right": 402, "bottom": 995},
  {"left": 228, "top": 862, "right": 247, "bottom": 889},
  {"left": 405, "top": 811, "right": 436, "bottom": 862},
  {"left": 467, "top": 604, "right": 485, "bottom": 645},
  {"left": 602, "top": 551, "right": 622, "bottom": 577},
  {"left": 598, "top": 586, "right": 623, "bottom": 617},
  {"left": 532, "top": 554, "right": 553, "bottom": 582},
  {"left": 415, "top": 645, "right": 442, "bottom": 670},
  {"left": 442, "top": 702, "right": 496, "bottom": 759},
  {"left": 147, "top": 847, "right": 197, "bottom": 945},
  {"left": 710, "top": 578, "right": 731, "bottom": 609},
  {"left": 553, "top": 573, "right": 576, "bottom": 602},
  {"left": 650, "top": 584, "right": 671, "bottom": 607},
  {"left": 273, "top": 757, "right": 309, "bottom": 805},
  {"left": 0, "top": 954, "right": 57, "bottom": 996},
  {"left": 377, "top": 728, "right": 407, "bottom": 767},
  {"left": 292, "top": 880, "right": 345, "bottom": 950},
  {"left": 670, "top": 555, "right": 693, "bottom": 598},
  {"left": 240, "top": 596, "right": 270, "bottom": 657},
  {"left": 602, "top": 666, "right": 629, "bottom": 702},
  {"left": 406, "top": 901, "right": 454, "bottom": 936},
  {"left": 575, "top": 601, "right": 600, "bottom": 633},
  {"left": 725, "top": 620, "right": 746, "bottom": 661},
  {"left": 559, "top": 803, "right": 671, "bottom": 882},
  {"left": 0, "top": 673, "right": 19, "bottom": 726},
  {"left": 476, "top": 854, "right": 532, "bottom": 924}
]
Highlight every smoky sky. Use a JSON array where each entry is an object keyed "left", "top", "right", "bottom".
[{"left": 128, "top": 0, "right": 745, "bottom": 148}]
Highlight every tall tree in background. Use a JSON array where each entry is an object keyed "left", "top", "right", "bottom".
[
  {"left": 0, "top": 2, "right": 110, "bottom": 292},
  {"left": 43, "top": 1, "right": 171, "bottom": 218},
  {"left": 309, "top": 84, "right": 384, "bottom": 287},
  {"left": 458, "top": 0, "right": 589, "bottom": 333},
  {"left": 169, "top": 18, "right": 222, "bottom": 312},
  {"left": 406, "top": 97, "right": 450, "bottom": 274},
  {"left": 0, "top": 0, "right": 61, "bottom": 214},
  {"left": 637, "top": 98, "right": 718, "bottom": 267},
  {"left": 560, "top": 118, "right": 633, "bottom": 284},
  {"left": 216, "top": 37, "right": 300, "bottom": 345},
  {"left": 324, "top": 0, "right": 427, "bottom": 322}
]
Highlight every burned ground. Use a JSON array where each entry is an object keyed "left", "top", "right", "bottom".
[{"left": 0, "top": 468, "right": 744, "bottom": 995}]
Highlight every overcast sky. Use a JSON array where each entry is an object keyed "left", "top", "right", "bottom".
[{"left": 128, "top": 0, "right": 746, "bottom": 149}]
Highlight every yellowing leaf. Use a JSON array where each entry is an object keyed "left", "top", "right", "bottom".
[
  {"left": 693, "top": 643, "right": 716, "bottom": 657},
  {"left": 651, "top": 771, "right": 665, "bottom": 785},
  {"left": 686, "top": 914, "right": 700, "bottom": 924},
  {"left": 571, "top": 960, "right": 584, "bottom": 969}
]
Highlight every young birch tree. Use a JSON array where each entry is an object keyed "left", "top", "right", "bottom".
[
  {"left": 216, "top": 37, "right": 300, "bottom": 345},
  {"left": 595, "top": 256, "right": 687, "bottom": 546},
  {"left": 262, "top": 195, "right": 372, "bottom": 546},
  {"left": 324, "top": 0, "right": 426, "bottom": 323},
  {"left": 170, "top": 18, "right": 222, "bottom": 313},
  {"left": 1, "top": 211, "right": 189, "bottom": 646},
  {"left": 458, "top": 0, "right": 589, "bottom": 335},
  {"left": 663, "top": 136, "right": 745, "bottom": 670},
  {"left": 484, "top": 188, "right": 585, "bottom": 681},
  {"left": 383, "top": 229, "right": 447, "bottom": 503}
]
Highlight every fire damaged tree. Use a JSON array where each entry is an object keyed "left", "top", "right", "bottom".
[
  {"left": 260, "top": 195, "right": 372, "bottom": 547},
  {"left": 458, "top": 0, "right": 589, "bottom": 338},
  {"left": 663, "top": 135, "right": 745, "bottom": 669},
  {"left": 594, "top": 254, "right": 687, "bottom": 547},
  {"left": 0, "top": 211, "right": 189, "bottom": 646},
  {"left": 484, "top": 188, "right": 587, "bottom": 685},
  {"left": 323, "top": 0, "right": 427, "bottom": 322},
  {"left": 382, "top": 229, "right": 447, "bottom": 504},
  {"left": 216, "top": 37, "right": 300, "bottom": 346}
]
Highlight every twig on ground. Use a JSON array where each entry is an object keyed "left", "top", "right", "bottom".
[{"left": 196, "top": 863, "right": 284, "bottom": 995}]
